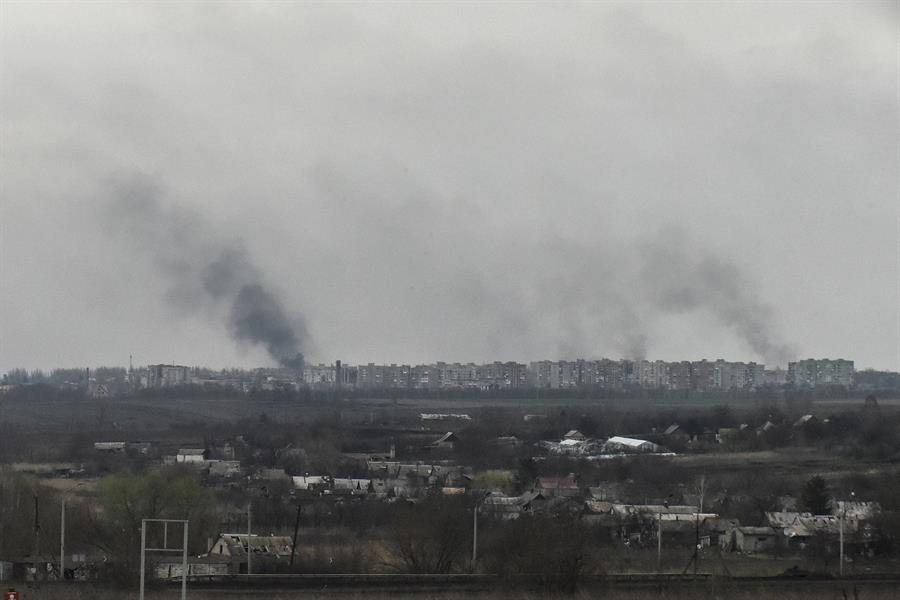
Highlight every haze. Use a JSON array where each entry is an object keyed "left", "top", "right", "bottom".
[{"left": 1, "top": 1, "right": 897, "bottom": 370}]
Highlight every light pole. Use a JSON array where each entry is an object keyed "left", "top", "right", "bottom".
[
  {"left": 839, "top": 491, "right": 854, "bottom": 577},
  {"left": 60, "top": 482, "right": 86, "bottom": 581},
  {"left": 471, "top": 493, "right": 490, "bottom": 571},
  {"left": 657, "top": 510, "right": 662, "bottom": 573},
  {"left": 247, "top": 502, "right": 252, "bottom": 576}
]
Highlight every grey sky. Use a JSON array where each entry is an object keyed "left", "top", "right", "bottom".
[{"left": 1, "top": 1, "right": 897, "bottom": 371}]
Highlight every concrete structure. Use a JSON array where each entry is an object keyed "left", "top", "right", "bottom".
[
  {"left": 146, "top": 364, "right": 191, "bottom": 388},
  {"left": 788, "top": 359, "right": 855, "bottom": 387}
]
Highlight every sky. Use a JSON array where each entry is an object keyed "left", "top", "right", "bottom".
[{"left": 1, "top": 1, "right": 898, "bottom": 371}]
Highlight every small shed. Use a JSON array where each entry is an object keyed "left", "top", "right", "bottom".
[{"left": 735, "top": 526, "right": 779, "bottom": 553}]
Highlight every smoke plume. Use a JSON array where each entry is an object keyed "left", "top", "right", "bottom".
[
  {"left": 637, "top": 229, "right": 795, "bottom": 365},
  {"left": 103, "top": 173, "right": 310, "bottom": 366}
]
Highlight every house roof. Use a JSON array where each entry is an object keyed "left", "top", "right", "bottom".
[
  {"left": 604, "top": 436, "right": 656, "bottom": 449},
  {"left": 611, "top": 504, "right": 699, "bottom": 517},
  {"left": 213, "top": 534, "right": 293, "bottom": 557},
  {"left": 433, "top": 432, "right": 458, "bottom": 444},
  {"left": 293, "top": 475, "right": 328, "bottom": 489},
  {"left": 564, "top": 430, "right": 585, "bottom": 439},
  {"left": 178, "top": 448, "right": 206, "bottom": 455},
  {"left": 766, "top": 512, "right": 856, "bottom": 536},
  {"left": 663, "top": 424, "right": 681, "bottom": 435},
  {"left": 536, "top": 475, "right": 578, "bottom": 489},
  {"left": 94, "top": 442, "right": 127, "bottom": 450},
  {"left": 333, "top": 478, "right": 370, "bottom": 490},
  {"left": 793, "top": 414, "right": 817, "bottom": 427},
  {"left": 738, "top": 526, "right": 777, "bottom": 536},
  {"left": 585, "top": 500, "right": 614, "bottom": 514},
  {"left": 833, "top": 501, "right": 881, "bottom": 520}
]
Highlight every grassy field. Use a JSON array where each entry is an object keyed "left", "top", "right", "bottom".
[{"left": 3, "top": 392, "right": 898, "bottom": 434}]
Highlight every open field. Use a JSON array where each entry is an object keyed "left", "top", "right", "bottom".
[{"left": 2, "top": 392, "right": 898, "bottom": 434}]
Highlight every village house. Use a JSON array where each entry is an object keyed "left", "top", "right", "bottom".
[
  {"left": 292, "top": 475, "right": 330, "bottom": 493},
  {"left": 534, "top": 475, "right": 580, "bottom": 497},
  {"left": 663, "top": 424, "right": 690, "bottom": 442},
  {"left": 206, "top": 533, "right": 293, "bottom": 574},
  {"left": 733, "top": 526, "right": 779, "bottom": 553},
  {"left": 93, "top": 442, "right": 126, "bottom": 453},
  {"left": 176, "top": 448, "right": 209, "bottom": 464},
  {"left": 366, "top": 461, "right": 472, "bottom": 497}
]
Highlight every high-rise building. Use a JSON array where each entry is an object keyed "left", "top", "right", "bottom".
[{"left": 788, "top": 359, "right": 855, "bottom": 387}]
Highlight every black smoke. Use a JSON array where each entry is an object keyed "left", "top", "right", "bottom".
[
  {"left": 637, "top": 228, "right": 795, "bottom": 365},
  {"left": 103, "top": 173, "right": 310, "bottom": 366}
]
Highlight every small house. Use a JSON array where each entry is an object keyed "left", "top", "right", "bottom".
[
  {"left": 207, "top": 533, "right": 293, "bottom": 574},
  {"left": 176, "top": 448, "right": 208, "bottom": 464},
  {"left": 535, "top": 475, "right": 579, "bottom": 497},
  {"left": 734, "top": 526, "right": 779, "bottom": 553}
]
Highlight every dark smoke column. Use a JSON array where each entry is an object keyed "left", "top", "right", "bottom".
[
  {"left": 103, "top": 173, "right": 312, "bottom": 366},
  {"left": 230, "top": 283, "right": 304, "bottom": 366}
]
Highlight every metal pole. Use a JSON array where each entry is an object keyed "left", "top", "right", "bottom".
[
  {"left": 471, "top": 504, "right": 478, "bottom": 570},
  {"left": 247, "top": 503, "right": 252, "bottom": 576},
  {"left": 139, "top": 520, "right": 146, "bottom": 600},
  {"left": 657, "top": 512, "right": 662, "bottom": 573},
  {"left": 839, "top": 511, "right": 844, "bottom": 577},
  {"left": 181, "top": 521, "right": 188, "bottom": 600},
  {"left": 59, "top": 497, "right": 66, "bottom": 581},
  {"left": 290, "top": 502, "right": 302, "bottom": 567},
  {"left": 32, "top": 495, "right": 40, "bottom": 587}
]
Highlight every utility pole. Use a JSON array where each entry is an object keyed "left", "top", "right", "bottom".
[
  {"left": 290, "top": 502, "right": 302, "bottom": 567},
  {"left": 839, "top": 492, "right": 855, "bottom": 577},
  {"left": 657, "top": 511, "right": 662, "bottom": 573},
  {"left": 839, "top": 509, "right": 843, "bottom": 577},
  {"left": 181, "top": 522, "right": 188, "bottom": 600},
  {"left": 471, "top": 501, "right": 478, "bottom": 570},
  {"left": 32, "top": 495, "right": 40, "bottom": 587},
  {"left": 247, "top": 502, "right": 252, "bottom": 575},
  {"left": 59, "top": 496, "right": 65, "bottom": 581},
  {"left": 471, "top": 493, "right": 490, "bottom": 572},
  {"left": 694, "top": 510, "right": 700, "bottom": 576},
  {"left": 60, "top": 481, "right": 85, "bottom": 582},
  {"left": 139, "top": 521, "right": 146, "bottom": 600}
]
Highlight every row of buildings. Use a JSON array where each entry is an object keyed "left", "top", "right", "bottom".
[
  {"left": 343, "top": 358, "right": 852, "bottom": 391},
  {"left": 120, "top": 357, "right": 855, "bottom": 393}
]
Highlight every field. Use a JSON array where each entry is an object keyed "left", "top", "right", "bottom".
[{"left": 2, "top": 392, "right": 897, "bottom": 433}]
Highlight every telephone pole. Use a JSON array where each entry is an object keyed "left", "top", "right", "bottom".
[
  {"left": 247, "top": 502, "right": 252, "bottom": 575},
  {"left": 32, "top": 495, "right": 40, "bottom": 587}
]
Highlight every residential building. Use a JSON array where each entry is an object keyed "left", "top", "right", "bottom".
[{"left": 788, "top": 359, "right": 855, "bottom": 387}]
